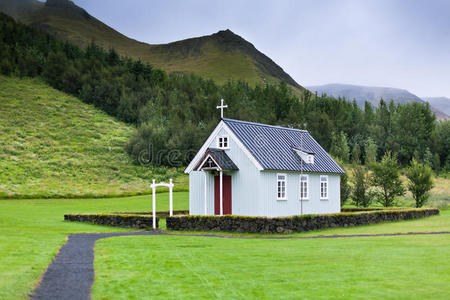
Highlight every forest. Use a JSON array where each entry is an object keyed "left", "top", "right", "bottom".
[{"left": 0, "top": 13, "right": 448, "bottom": 171}]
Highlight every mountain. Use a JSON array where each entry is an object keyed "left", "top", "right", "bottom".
[
  {"left": 421, "top": 97, "right": 450, "bottom": 116},
  {"left": 0, "top": 0, "right": 303, "bottom": 91},
  {"left": 307, "top": 83, "right": 449, "bottom": 120}
]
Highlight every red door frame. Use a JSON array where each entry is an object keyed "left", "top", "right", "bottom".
[{"left": 214, "top": 175, "right": 232, "bottom": 215}]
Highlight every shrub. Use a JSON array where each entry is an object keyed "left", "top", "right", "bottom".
[
  {"left": 330, "top": 131, "right": 350, "bottom": 163},
  {"left": 406, "top": 159, "right": 434, "bottom": 208},
  {"left": 126, "top": 122, "right": 169, "bottom": 165},
  {"left": 340, "top": 170, "right": 351, "bottom": 207},
  {"left": 351, "top": 165, "right": 373, "bottom": 207},
  {"left": 370, "top": 152, "right": 405, "bottom": 207},
  {"left": 365, "top": 137, "right": 377, "bottom": 165},
  {"left": 352, "top": 143, "right": 361, "bottom": 164}
]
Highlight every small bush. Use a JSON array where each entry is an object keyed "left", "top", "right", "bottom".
[
  {"left": 371, "top": 152, "right": 405, "bottom": 207},
  {"left": 351, "top": 165, "right": 373, "bottom": 207},
  {"left": 406, "top": 159, "right": 434, "bottom": 208},
  {"left": 340, "top": 170, "right": 351, "bottom": 207}
]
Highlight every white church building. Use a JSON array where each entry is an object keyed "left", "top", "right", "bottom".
[{"left": 185, "top": 101, "right": 345, "bottom": 217}]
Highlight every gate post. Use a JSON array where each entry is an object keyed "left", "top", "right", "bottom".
[
  {"left": 169, "top": 178, "right": 174, "bottom": 217},
  {"left": 152, "top": 179, "right": 156, "bottom": 229}
]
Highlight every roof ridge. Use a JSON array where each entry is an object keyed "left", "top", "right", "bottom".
[{"left": 223, "top": 118, "right": 308, "bottom": 132}]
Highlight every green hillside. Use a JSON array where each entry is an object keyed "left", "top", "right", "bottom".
[
  {"left": 0, "top": 76, "right": 182, "bottom": 198},
  {"left": 0, "top": 0, "right": 304, "bottom": 91}
]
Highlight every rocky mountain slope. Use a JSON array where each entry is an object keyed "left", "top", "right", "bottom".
[
  {"left": 0, "top": 0, "right": 303, "bottom": 90},
  {"left": 308, "top": 83, "right": 449, "bottom": 119},
  {"left": 422, "top": 97, "right": 450, "bottom": 116}
]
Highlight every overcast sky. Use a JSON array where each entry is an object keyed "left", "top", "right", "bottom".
[{"left": 69, "top": 0, "right": 450, "bottom": 97}]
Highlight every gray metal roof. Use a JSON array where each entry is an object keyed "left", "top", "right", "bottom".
[
  {"left": 195, "top": 148, "right": 239, "bottom": 171},
  {"left": 223, "top": 118, "right": 345, "bottom": 174}
]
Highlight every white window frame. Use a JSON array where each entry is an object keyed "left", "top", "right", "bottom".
[
  {"left": 320, "top": 175, "right": 328, "bottom": 200},
  {"left": 299, "top": 174, "right": 309, "bottom": 200},
  {"left": 277, "top": 173, "right": 287, "bottom": 200},
  {"left": 217, "top": 135, "right": 229, "bottom": 149}
]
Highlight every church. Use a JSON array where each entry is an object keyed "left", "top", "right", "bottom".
[{"left": 184, "top": 100, "right": 345, "bottom": 217}]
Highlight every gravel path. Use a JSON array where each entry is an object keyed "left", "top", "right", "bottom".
[
  {"left": 30, "top": 230, "right": 450, "bottom": 300},
  {"left": 30, "top": 231, "right": 162, "bottom": 300}
]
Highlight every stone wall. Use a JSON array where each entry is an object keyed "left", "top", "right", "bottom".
[
  {"left": 166, "top": 208, "right": 439, "bottom": 234},
  {"left": 64, "top": 213, "right": 159, "bottom": 229},
  {"left": 111, "top": 210, "right": 189, "bottom": 218}
]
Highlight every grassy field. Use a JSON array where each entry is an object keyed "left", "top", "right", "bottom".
[
  {"left": 1, "top": 193, "right": 449, "bottom": 299},
  {"left": 0, "top": 76, "right": 186, "bottom": 198},
  {"left": 0, "top": 192, "right": 188, "bottom": 300},
  {"left": 93, "top": 231, "right": 450, "bottom": 299}
]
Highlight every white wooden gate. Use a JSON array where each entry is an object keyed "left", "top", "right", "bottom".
[{"left": 150, "top": 178, "right": 174, "bottom": 229}]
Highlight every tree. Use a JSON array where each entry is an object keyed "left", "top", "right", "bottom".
[
  {"left": 370, "top": 152, "right": 405, "bottom": 207},
  {"left": 432, "top": 153, "right": 440, "bottom": 172},
  {"left": 351, "top": 165, "right": 373, "bottom": 207},
  {"left": 351, "top": 143, "right": 361, "bottom": 164},
  {"left": 0, "top": 57, "right": 13, "bottom": 75},
  {"left": 373, "top": 99, "right": 395, "bottom": 156},
  {"left": 422, "top": 147, "right": 433, "bottom": 167},
  {"left": 330, "top": 131, "right": 350, "bottom": 162},
  {"left": 433, "top": 121, "right": 450, "bottom": 170},
  {"left": 394, "top": 102, "right": 435, "bottom": 164},
  {"left": 340, "top": 170, "right": 351, "bottom": 207},
  {"left": 406, "top": 159, "right": 434, "bottom": 208},
  {"left": 365, "top": 137, "right": 377, "bottom": 165},
  {"left": 126, "top": 122, "right": 168, "bottom": 166},
  {"left": 42, "top": 51, "right": 68, "bottom": 90},
  {"left": 363, "top": 101, "right": 375, "bottom": 129}
]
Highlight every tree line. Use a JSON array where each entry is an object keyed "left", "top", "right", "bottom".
[
  {"left": 0, "top": 13, "right": 448, "bottom": 170},
  {"left": 340, "top": 152, "right": 434, "bottom": 208}
]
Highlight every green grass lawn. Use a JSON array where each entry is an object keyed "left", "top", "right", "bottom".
[
  {"left": 0, "top": 192, "right": 188, "bottom": 300},
  {"left": 93, "top": 233, "right": 450, "bottom": 299},
  {"left": 0, "top": 75, "right": 186, "bottom": 199},
  {"left": 1, "top": 193, "right": 449, "bottom": 299}
]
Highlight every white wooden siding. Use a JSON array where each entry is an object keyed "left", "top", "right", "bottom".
[{"left": 262, "top": 172, "right": 341, "bottom": 217}]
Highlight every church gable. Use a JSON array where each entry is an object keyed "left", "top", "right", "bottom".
[{"left": 184, "top": 121, "right": 263, "bottom": 173}]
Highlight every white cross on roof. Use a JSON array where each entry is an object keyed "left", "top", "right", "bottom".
[{"left": 216, "top": 98, "right": 228, "bottom": 119}]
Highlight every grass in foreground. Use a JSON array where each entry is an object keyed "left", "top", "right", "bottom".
[
  {"left": 0, "top": 192, "right": 188, "bottom": 300},
  {"left": 0, "top": 76, "right": 185, "bottom": 199},
  {"left": 93, "top": 233, "right": 450, "bottom": 299}
]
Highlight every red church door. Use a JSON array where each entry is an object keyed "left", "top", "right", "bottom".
[{"left": 214, "top": 175, "right": 232, "bottom": 215}]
